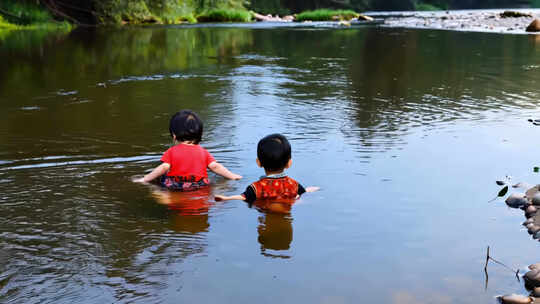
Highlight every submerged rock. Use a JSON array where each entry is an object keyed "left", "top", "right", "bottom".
[
  {"left": 525, "top": 269, "right": 540, "bottom": 287},
  {"left": 500, "top": 294, "right": 533, "bottom": 304},
  {"left": 526, "top": 19, "right": 540, "bottom": 32},
  {"left": 506, "top": 193, "right": 528, "bottom": 208}
]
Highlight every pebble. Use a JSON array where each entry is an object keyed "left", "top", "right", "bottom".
[{"left": 500, "top": 294, "right": 533, "bottom": 304}]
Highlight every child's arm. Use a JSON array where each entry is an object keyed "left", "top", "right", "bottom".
[
  {"left": 305, "top": 186, "right": 320, "bottom": 192},
  {"left": 214, "top": 194, "right": 245, "bottom": 201},
  {"left": 135, "top": 163, "right": 171, "bottom": 183},
  {"left": 208, "top": 161, "right": 242, "bottom": 180}
]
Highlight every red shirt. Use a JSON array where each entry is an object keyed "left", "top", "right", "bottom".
[{"left": 160, "top": 144, "right": 215, "bottom": 179}]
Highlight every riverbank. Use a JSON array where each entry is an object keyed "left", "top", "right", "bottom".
[{"left": 371, "top": 9, "right": 540, "bottom": 34}]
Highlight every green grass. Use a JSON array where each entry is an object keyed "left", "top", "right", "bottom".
[
  {"left": 197, "top": 9, "right": 252, "bottom": 22},
  {"left": 295, "top": 9, "right": 359, "bottom": 22}
]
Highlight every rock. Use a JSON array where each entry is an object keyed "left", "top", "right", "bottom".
[
  {"left": 500, "top": 11, "right": 533, "bottom": 18},
  {"left": 524, "top": 218, "right": 534, "bottom": 226},
  {"left": 527, "top": 223, "right": 535, "bottom": 229},
  {"left": 338, "top": 20, "right": 351, "bottom": 27},
  {"left": 526, "top": 19, "right": 540, "bottom": 32},
  {"left": 529, "top": 263, "right": 540, "bottom": 270},
  {"left": 528, "top": 225, "right": 540, "bottom": 234},
  {"left": 527, "top": 185, "right": 540, "bottom": 199},
  {"left": 525, "top": 269, "right": 540, "bottom": 287},
  {"left": 282, "top": 15, "right": 294, "bottom": 22},
  {"left": 533, "top": 193, "right": 540, "bottom": 206},
  {"left": 500, "top": 294, "right": 533, "bottom": 304},
  {"left": 358, "top": 14, "right": 374, "bottom": 21},
  {"left": 532, "top": 287, "right": 540, "bottom": 297},
  {"left": 526, "top": 205, "right": 538, "bottom": 216},
  {"left": 506, "top": 193, "right": 528, "bottom": 208},
  {"left": 534, "top": 231, "right": 540, "bottom": 239},
  {"left": 497, "top": 180, "right": 507, "bottom": 186}
]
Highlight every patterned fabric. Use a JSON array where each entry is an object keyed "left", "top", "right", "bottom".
[
  {"left": 159, "top": 175, "right": 210, "bottom": 191},
  {"left": 251, "top": 176, "right": 300, "bottom": 201}
]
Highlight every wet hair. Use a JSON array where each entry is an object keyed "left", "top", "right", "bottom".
[
  {"left": 257, "top": 134, "right": 291, "bottom": 172},
  {"left": 169, "top": 110, "right": 203, "bottom": 144}
]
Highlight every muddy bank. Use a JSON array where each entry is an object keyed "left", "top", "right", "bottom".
[{"left": 370, "top": 9, "right": 540, "bottom": 34}]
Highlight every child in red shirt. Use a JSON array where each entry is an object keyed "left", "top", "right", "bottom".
[
  {"left": 136, "top": 110, "right": 241, "bottom": 190},
  {"left": 215, "top": 134, "right": 318, "bottom": 209}
]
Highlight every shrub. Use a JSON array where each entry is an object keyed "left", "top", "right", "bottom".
[
  {"left": 295, "top": 9, "right": 359, "bottom": 22},
  {"left": 197, "top": 9, "right": 252, "bottom": 22}
]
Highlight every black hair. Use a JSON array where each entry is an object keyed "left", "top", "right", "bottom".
[
  {"left": 169, "top": 110, "right": 203, "bottom": 144},
  {"left": 257, "top": 134, "right": 291, "bottom": 172}
]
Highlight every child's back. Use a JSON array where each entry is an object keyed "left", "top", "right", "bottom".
[{"left": 136, "top": 110, "right": 241, "bottom": 190}]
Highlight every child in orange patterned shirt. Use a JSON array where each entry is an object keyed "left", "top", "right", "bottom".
[{"left": 215, "top": 134, "right": 318, "bottom": 205}]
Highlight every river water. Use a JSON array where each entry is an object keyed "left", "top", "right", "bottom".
[{"left": 1, "top": 23, "right": 540, "bottom": 303}]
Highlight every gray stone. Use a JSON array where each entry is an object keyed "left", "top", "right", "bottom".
[
  {"left": 525, "top": 269, "right": 540, "bottom": 287},
  {"left": 526, "top": 185, "right": 540, "bottom": 199},
  {"left": 506, "top": 193, "right": 528, "bottom": 208},
  {"left": 532, "top": 193, "right": 540, "bottom": 206},
  {"left": 532, "top": 286, "right": 540, "bottom": 297}
]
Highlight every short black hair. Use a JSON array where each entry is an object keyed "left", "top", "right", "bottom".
[
  {"left": 257, "top": 134, "right": 291, "bottom": 172},
  {"left": 169, "top": 110, "right": 203, "bottom": 144}
]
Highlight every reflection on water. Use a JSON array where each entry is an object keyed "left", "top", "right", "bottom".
[
  {"left": 1, "top": 24, "right": 540, "bottom": 303},
  {"left": 258, "top": 213, "right": 294, "bottom": 258}
]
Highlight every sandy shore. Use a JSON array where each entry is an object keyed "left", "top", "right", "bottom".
[{"left": 368, "top": 9, "right": 540, "bottom": 34}]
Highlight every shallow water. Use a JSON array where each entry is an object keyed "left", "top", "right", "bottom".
[{"left": 1, "top": 24, "right": 540, "bottom": 303}]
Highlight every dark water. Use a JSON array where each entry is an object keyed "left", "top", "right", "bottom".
[{"left": 1, "top": 24, "right": 540, "bottom": 303}]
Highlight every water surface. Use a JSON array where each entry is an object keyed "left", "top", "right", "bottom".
[{"left": 1, "top": 24, "right": 540, "bottom": 303}]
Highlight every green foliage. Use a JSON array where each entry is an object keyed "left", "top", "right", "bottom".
[
  {"left": 0, "top": 2, "right": 72, "bottom": 31},
  {"left": 296, "top": 9, "right": 359, "bottom": 22},
  {"left": 531, "top": 0, "right": 540, "bottom": 8},
  {"left": 0, "top": 15, "right": 19, "bottom": 29},
  {"left": 0, "top": 1, "right": 52, "bottom": 25},
  {"left": 415, "top": 2, "right": 444, "bottom": 10},
  {"left": 95, "top": 0, "right": 246, "bottom": 24},
  {"left": 249, "top": 0, "right": 290, "bottom": 15},
  {"left": 197, "top": 9, "right": 252, "bottom": 22}
]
